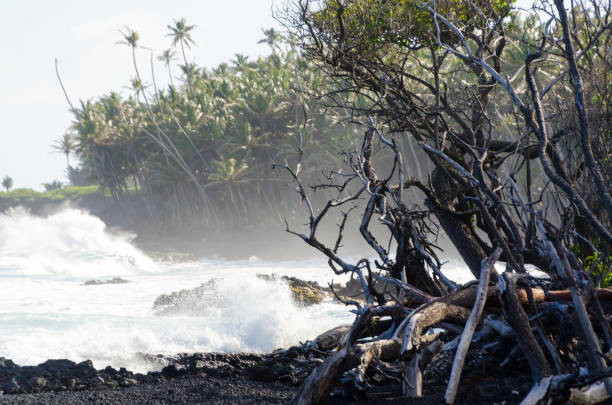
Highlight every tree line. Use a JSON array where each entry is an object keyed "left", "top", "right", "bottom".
[{"left": 56, "top": 21, "right": 362, "bottom": 229}]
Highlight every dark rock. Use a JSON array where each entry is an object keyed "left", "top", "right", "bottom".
[
  {"left": 103, "top": 365, "right": 117, "bottom": 375},
  {"left": 3, "top": 377, "right": 20, "bottom": 394},
  {"left": 153, "top": 279, "right": 229, "bottom": 316},
  {"left": 37, "top": 359, "right": 77, "bottom": 377},
  {"left": 161, "top": 365, "right": 186, "bottom": 378},
  {"left": 256, "top": 273, "right": 369, "bottom": 306},
  {"left": 75, "top": 360, "right": 97, "bottom": 377},
  {"left": 82, "top": 277, "right": 130, "bottom": 286},
  {"left": 256, "top": 274, "right": 329, "bottom": 306},
  {"left": 28, "top": 377, "right": 47, "bottom": 388},
  {"left": 0, "top": 357, "right": 20, "bottom": 370},
  {"left": 209, "top": 365, "right": 234, "bottom": 378},
  {"left": 0, "top": 344, "right": 315, "bottom": 396},
  {"left": 190, "top": 360, "right": 206, "bottom": 371},
  {"left": 105, "top": 380, "right": 118, "bottom": 388},
  {"left": 82, "top": 280, "right": 103, "bottom": 285},
  {"left": 65, "top": 378, "right": 76, "bottom": 389},
  {"left": 119, "top": 378, "right": 138, "bottom": 387},
  {"left": 107, "top": 277, "right": 130, "bottom": 284}
]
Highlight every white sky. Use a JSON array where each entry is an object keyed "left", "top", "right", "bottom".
[{"left": 0, "top": 0, "right": 281, "bottom": 189}]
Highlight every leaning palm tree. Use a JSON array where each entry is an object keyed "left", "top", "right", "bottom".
[
  {"left": 167, "top": 18, "right": 197, "bottom": 94},
  {"left": 2, "top": 176, "right": 13, "bottom": 192},
  {"left": 117, "top": 27, "right": 143, "bottom": 86}
]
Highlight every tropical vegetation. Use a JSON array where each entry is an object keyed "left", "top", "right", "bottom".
[{"left": 59, "top": 21, "right": 360, "bottom": 229}]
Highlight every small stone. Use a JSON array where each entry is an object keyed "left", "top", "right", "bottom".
[{"left": 93, "top": 376, "right": 105, "bottom": 385}]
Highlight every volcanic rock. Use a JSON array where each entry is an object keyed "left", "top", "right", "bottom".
[{"left": 82, "top": 277, "right": 130, "bottom": 286}]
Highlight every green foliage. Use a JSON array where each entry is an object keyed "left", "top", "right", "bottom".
[
  {"left": 59, "top": 22, "right": 360, "bottom": 227},
  {"left": 0, "top": 185, "right": 103, "bottom": 202},
  {"left": 586, "top": 251, "right": 612, "bottom": 287},
  {"left": 313, "top": 0, "right": 514, "bottom": 51},
  {"left": 571, "top": 243, "right": 612, "bottom": 288},
  {"left": 42, "top": 180, "right": 63, "bottom": 191}
]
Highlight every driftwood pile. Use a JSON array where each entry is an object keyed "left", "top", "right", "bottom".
[
  {"left": 273, "top": 118, "right": 612, "bottom": 404},
  {"left": 292, "top": 248, "right": 612, "bottom": 404},
  {"left": 275, "top": 2, "right": 612, "bottom": 400}
]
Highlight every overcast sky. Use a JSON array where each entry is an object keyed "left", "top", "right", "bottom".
[{"left": 0, "top": 0, "right": 281, "bottom": 189}]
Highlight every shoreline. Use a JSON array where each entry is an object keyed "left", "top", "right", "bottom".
[{"left": 0, "top": 341, "right": 530, "bottom": 405}]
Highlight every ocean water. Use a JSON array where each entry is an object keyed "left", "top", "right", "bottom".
[{"left": 0, "top": 207, "right": 472, "bottom": 373}]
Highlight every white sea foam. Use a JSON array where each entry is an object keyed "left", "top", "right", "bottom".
[
  {"left": 0, "top": 208, "right": 354, "bottom": 372},
  {"left": 0, "top": 208, "right": 473, "bottom": 373},
  {"left": 0, "top": 206, "right": 157, "bottom": 277}
]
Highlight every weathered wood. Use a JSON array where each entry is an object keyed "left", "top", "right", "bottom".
[
  {"left": 342, "top": 339, "right": 401, "bottom": 393},
  {"left": 445, "top": 248, "right": 500, "bottom": 404},
  {"left": 404, "top": 351, "right": 423, "bottom": 397},
  {"left": 398, "top": 302, "right": 470, "bottom": 353},
  {"left": 570, "top": 382, "right": 611, "bottom": 405},
  {"left": 291, "top": 312, "right": 371, "bottom": 405},
  {"left": 500, "top": 272, "right": 552, "bottom": 381},
  {"left": 519, "top": 376, "right": 552, "bottom": 405},
  {"left": 314, "top": 325, "right": 351, "bottom": 351},
  {"left": 291, "top": 345, "right": 349, "bottom": 405},
  {"left": 516, "top": 288, "right": 612, "bottom": 303},
  {"left": 429, "top": 167, "right": 489, "bottom": 280}
]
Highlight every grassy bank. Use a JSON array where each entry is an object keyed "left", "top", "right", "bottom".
[{"left": 0, "top": 185, "right": 104, "bottom": 203}]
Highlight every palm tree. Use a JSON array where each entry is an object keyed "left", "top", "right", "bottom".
[
  {"left": 52, "top": 133, "right": 75, "bottom": 170},
  {"left": 257, "top": 28, "right": 282, "bottom": 53},
  {"left": 2, "top": 176, "right": 13, "bottom": 192},
  {"left": 231, "top": 54, "right": 252, "bottom": 73},
  {"left": 158, "top": 49, "right": 177, "bottom": 87},
  {"left": 117, "top": 27, "right": 152, "bottom": 101},
  {"left": 128, "top": 77, "right": 149, "bottom": 101},
  {"left": 167, "top": 18, "right": 197, "bottom": 94}
]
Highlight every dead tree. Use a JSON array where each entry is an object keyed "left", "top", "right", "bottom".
[{"left": 277, "top": 0, "right": 612, "bottom": 403}]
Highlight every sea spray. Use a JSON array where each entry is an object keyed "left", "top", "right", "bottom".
[
  {"left": 0, "top": 208, "right": 475, "bottom": 373},
  {"left": 0, "top": 206, "right": 157, "bottom": 277},
  {"left": 0, "top": 208, "right": 353, "bottom": 372}
]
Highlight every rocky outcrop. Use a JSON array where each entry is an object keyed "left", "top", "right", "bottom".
[
  {"left": 0, "top": 345, "right": 323, "bottom": 395},
  {"left": 81, "top": 278, "right": 130, "bottom": 286},
  {"left": 256, "top": 274, "right": 333, "bottom": 306},
  {"left": 0, "top": 358, "right": 150, "bottom": 394},
  {"left": 151, "top": 274, "right": 369, "bottom": 316},
  {"left": 153, "top": 279, "right": 228, "bottom": 316}
]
